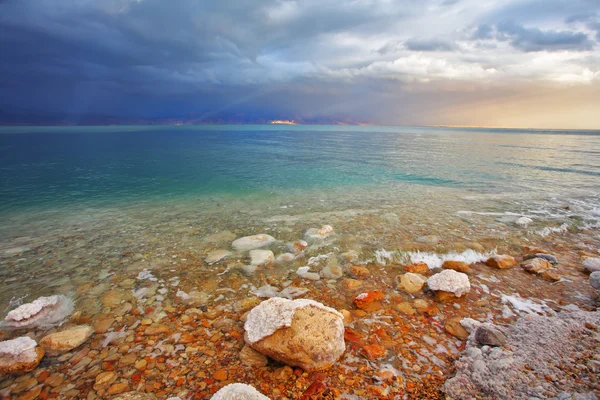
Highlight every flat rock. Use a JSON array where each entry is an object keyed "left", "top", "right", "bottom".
[
  {"left": 521, "top": 258, "right": 553, "bottom": 274},
  {"left": 583, "top": 258, "right": 600, "bottom": 273},
  {"left": 396, "top": 273, "right": 427, "bottom": 294},
  {"left": 211, "top": 383, "right": 271, "bottom": 400},
  {"left": 239, "top": 344, "right": 268, "bottom": 367},
  {"left": 244, "top": 298, "right": 345, "bottom": 371},
  {"left": 427, "top": 269, "right": 471, "bottom": 297},
  {"left": 474, "top": 326, "right": 507, "bottom": 347},
  {"left": 39, "top": 325, "right": 93, "bottom": 356},
  {"left": 523, "top": 253, "right": 558, "bottom": 266},
  {"left": 232, "top": 234, "right": 276, "bottom": 251},
  {"left": 205, "top": 249, "right": 231, "bottom": 264},
  {"left": 442, "top": 260, "right": 472, "bottom": 273},
  {"left": 486, "top": 255, "right": 517, "bottom": 269},
  {"left": 445, "top": 317, "right": 469, "bottom": 340},
  {"left": 305, "top": 225, "right": 334, "bottom": 240},
  {"left": 0, "top": 336, "right": 45, "bottom": 375},
  {"left": 249, "top": 249, "right": 274, "bottom": 265},
  {"left": 404, "top": 262, "right": 429, "bottom": 274}
]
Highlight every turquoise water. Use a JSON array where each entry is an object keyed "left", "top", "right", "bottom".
[{"left": 1, "top": 125, "right": 600, "bottom": 213}]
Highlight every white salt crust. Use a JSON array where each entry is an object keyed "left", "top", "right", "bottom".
[
  {"left": 211, "top": 383, "right": 271, "bottom": 400},
  {"left": 427, "top": 269, "right": 471, "bottom": 296},
  {"left": 3, "top": 295, "right": 74, "bottom": 329},
  {"left": 244, "top": 297, "right": 343, "bottom": 344},
  {"left": 0, "top": 336, "right": 38, "bottom": 363}
]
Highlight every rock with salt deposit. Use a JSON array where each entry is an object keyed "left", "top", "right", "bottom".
[
  {"left": 288, "top": 240, "right": 308, "bottom": 254},
  {"left": 205, "top": 249, "right": 231, "bottom": 264},
  {"left": 297, "top": 266, "right": 320, "bottom": 281},
  {"left": 515, "top": 216, "right": 533, "bottom": 227},
  {"left": 244, "top": 298, "right": 345, "bottom": 371},
  {"left": 304, "top": 225, "right": 334, "bottom": 240},
  {"left": 249, "top": 249, "right": 274, "bottom": 266},
  {"left": 111, "top": 392, "right": 157, "bottom": 400},
  {"left": 583, "top": 258, "right": 600, "bottom": 273},
  {"left": 3, "top": 295, "right": 74, "bottom": 329},
  {"left": 39, "top": 325, "right": 93, "bottom": 356},
  {"left": 232, "top": 234, "right": 276, "bottom": 252},
  {"left": 590, "top": 271, "right": 600, "bottom": 290},
  {"left": 0, "top": 336, "right": 45, "bottom": 375},
  {"left": 427, "top": 269, "right": 470, "bottom": 297},
  {"left": 211, "top": 383, "right": 271, "bottom": 400}
]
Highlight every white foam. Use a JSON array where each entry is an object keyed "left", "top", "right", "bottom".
[
  {"left": 401, "top": 249, "right": 494, "bottom": 270},
  {"left": 375, "top": 249, "right": 395, "bottom": 265},
  {"left": 535, "top": 223, "right": 569, "bottom": 237}
]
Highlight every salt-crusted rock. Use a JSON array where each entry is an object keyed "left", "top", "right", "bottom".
[
  {"left": 232, "top": 234, "right": 276, "bottom": 252},
  {"left": 244, "top": 298, "right": 345, "bottom": 371},
  {"left": 515, "top": 217, "right": 533, "bottom": 227},
  {"left": 590, "top": 271, "right": 600, "bottom": 290},
  {"left": 486, "top": 255, "right": 517, "bottom": 269},
  {"left": 305, "top": 225, "right": 334, "bottom": 240},
  {"left": 276, "top": 253, "right": 295, "bottom": 263},
  {"left": 0, "top": 336, "right": 44, "bottom": 375},
  {"left": 297, "top": 266, "right": 320, "bottom": 281},
  {"left": 583, "top": 258, "right": 600, "bottom": 273},
  {"left": 205, "top": 249, "right": 231, "bottom": 264},
  {"left": 427, "top": 270, "right": 470, "bottom": 297},
  {"left": 39, "top": 325, "right": 93, "bottom": 356},
  {"left": 3, "top": 295, "right": 74, "bottom": 329},
  {"left": 211, "top": 383, "right": 271, "bottom": 400},
  {"left": 249, "top": 249, "right": 274, "bottom": 266},
  {"left": 396, "top": 273, "right": 427, "bottom": 294}
]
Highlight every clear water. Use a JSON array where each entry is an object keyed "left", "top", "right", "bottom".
[{"left": 2, "top": 125, "right": 599, "bottom": 214}]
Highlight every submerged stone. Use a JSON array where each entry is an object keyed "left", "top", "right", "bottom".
[
  {"left": 39, "top": 325, "right": 93, "bottom": 356},
  {"left": 396, "top": 273, "right": 427, "bottom": 294},
  {"left": 590, "top": 271, "right": 600, "bottom": 290},
  {"left": 249, "top": 249, "right": 274, "bottom": 265},
  {"left": 583, "top": 258, "right": 600, "bottom": 273},
  {"left": 205, "top": 249, "right": 231, "bottom": 264},
  {"left": 486, "top": 255, "right": 517, "bottom": 269},
  {"left": 305, "top": 225, "right": 334, "bottom": 240},
  {"left": 232, "top": 234, "right": 276, "bottom": 251}
]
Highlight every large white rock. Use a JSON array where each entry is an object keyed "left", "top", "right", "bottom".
[
  {"left": 249, "top": 250, "right": 274, "bottom": 266},
  {"left": 0, "top": 336, "right": 45, "bottom": 375},
  {"left": 427, "top": 269, "right": 471, "bottom": 297},
  {"left": 211, "top": 383, "right": 271, "bottom": 400},
  {"left": 3, "top": 295, "right": 74, "bottom": 329},
  {"left": 583, "top": 258, "right": 600, "bottom": 273},
  {"left": 232, "top": 234, "right": 276, "bottom": 251},
  {"left": 244, "top": 298, "right": 345, "bottom": 371}
]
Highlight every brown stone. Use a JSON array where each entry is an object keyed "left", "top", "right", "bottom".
[
  {"left": 44, "top": 374, "right": 64, "bottom": 388},
  {"left": 442, "top": 261, "right": 472, "bottom": 273},
  {"left": 144, "top": 325, "right": 169, "bottom": 336},
  {"left": 540, "top": 270, "right": 562, "bottom": 282},
  {"left": 13, "top": 377, "right": 38, "bottom": 393},
  {"left": 362, "top": 344, "right": 387, "bottom": 360},
  {"left": 108, "top": 382, "right": 130, "bottom": 396},
  {"left": 94, "top": 315, "right": 115, "bottom": 334},
  {"left": 353, "top": 291, "right": 385, "bottom": 309},
  {"left": 213, "top": 369, "right": 228, "bottom": 381},
  {"left": 101, "top": 290, "right": 123, "bottom": 308},
  {"left": 522, "top": 258, "right": 553, "bottom": 274},
  {"left": 486, "top": 255, "right": 517, "bottom": 269},
  {"left": 435, "top": 291, "right": 461, "bottom": 302},
  {"left": 404, "top": 262, "right": 429, "bottom": 274},
  {"left": 349, "top": 265, "right": 370, "bottom": 277},
  {"left": 239, "top": 344, "right": 268, "bottom": 367},
  {"left": 93, "top": 371, "right": 118, "bottom": 391},
  {"left": 119, "top": 352, "right": 137, "bottom": 366},
  {"left": 15, "top": 385, "right": 43, "bottom": 400},
  {"left": 0, "top": 346, "right": 44, "bottom": 376},
  {"left": 444, "top": 316, "right": 469, "bottom": 340},
  {"left": 39, "top": 325, "right": 93, "bottom": 356},
  {"left": 341, "top": 279, "right": 363, "bottom": 290},
  {"left": 393, "top": 302, "right": 416, "bottom": 315}
]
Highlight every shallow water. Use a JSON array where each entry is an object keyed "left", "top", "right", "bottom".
[{"left": 0, "top": 125, "right": 599, "bottom": 399}]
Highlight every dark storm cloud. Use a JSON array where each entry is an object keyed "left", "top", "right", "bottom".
[
  {"left": 495, "top": 22, "right": 594, "bottom": 52},
  {"left": 0, "top": 0, "right": 598, "bottom": 125}
]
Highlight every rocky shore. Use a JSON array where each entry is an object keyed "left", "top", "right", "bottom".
[{"left": 1, "top": 209, "right": 599, "bottom": 400}]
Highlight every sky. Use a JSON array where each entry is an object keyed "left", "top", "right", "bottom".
[{"left": 1, "top": 0, "right": 599, "bottom": 128}]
